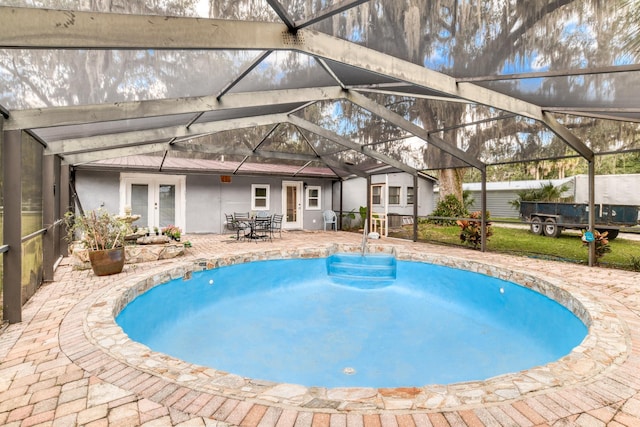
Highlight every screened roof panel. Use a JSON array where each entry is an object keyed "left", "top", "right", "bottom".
[
  {"left": 320, "top": 59, "right": 403, "bottom": 87},
  {"left": 475, "top": 71, "right": 640, "bottom": 114},
  {"left": 0, "top": 0, "right": 281, "bottom": 20},
  {"left": 1, "top": 1, "right": 640, "bottom": 176},
  {"left": 0, "top": 49, "right": 266, "bottom": 109},
  {"left": 228, "top": 51, "right": 337, "bottom": 93},
  {"left": 297, "top": 128, "right": 350, "bottom": 157},
  {"left": 195, "top": 102, "right": 306, "bottom": 124},
  {"left": 281, "top": 0, "right": 339, "bottom": 23},
  {"left": 438, "top": 116, "right": 573, "bottom": 166},
  {"left": 307, "top": 1, "right": 635, "bottom": 76},
  {"left": 553, "top": 115, "right": 640, "bottom": 155},
  {"left": 367, "top": 136, "right": 429, "bottom": 171},
  {"left": 32, "top": 113, "right": 196, "bottom": 142},
  {"left": 258, "top": 123, "right": 318, "bottom": 156}
]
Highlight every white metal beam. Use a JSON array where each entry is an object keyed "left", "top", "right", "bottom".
[
  {"left": 542, "top": 112, "right": 594, "bottom": 161},
  {"left": 45, "top": 114, "right": 289, "bottom": 155},
  {"left": 62, "top": 142, "right": 170, "bottom": 164},
  {"left": 6, "top": 87, "right": 346, "bottom": 130}
]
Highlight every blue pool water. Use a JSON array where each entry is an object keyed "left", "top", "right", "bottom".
[{"left": 116, "top": 256, "right": 587, "bottom": 388}]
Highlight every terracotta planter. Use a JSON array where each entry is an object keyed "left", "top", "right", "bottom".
[{"left": 88, "top": 247, "right": 125, "bottom": 276}]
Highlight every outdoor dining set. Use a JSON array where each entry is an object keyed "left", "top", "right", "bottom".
[{"left": 225, "top": 212, "right": 283, "bottom": 242}]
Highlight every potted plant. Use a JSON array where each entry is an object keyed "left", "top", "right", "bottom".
[
  {"left": 162, "top": 224, "right": 182, "bottom": 241},
  {"left": 65, "top": 208, "right": 128, "bottom": 276}
]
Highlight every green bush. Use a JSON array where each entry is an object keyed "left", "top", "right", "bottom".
[
  {"left": 582, "top": 229, "right": 611, "bottom": 263},
  {"left": 509, "top": 182, "right": 569, "bottom": 209},
  {"left": 429, "top": 194, "right": 468, "bottom": 225},
  {"left": 457, "top": 211, "right": 493, "bottom": 249}
]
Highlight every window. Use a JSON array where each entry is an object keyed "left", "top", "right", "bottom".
[
  {"left": 305, "top": 185, "right": 321, "bottom": 210},
  {"left": 251, "top": 184, "right": 270, "bottom": 210},
  {"left": 372, "top": 186, "right": 382, "bottom": 205},
  {"left": 407, "top": 187, "right": 414, "bottom": 205},
  {"left": 389, "top": 186, "right": 401, "bottom": 205}
]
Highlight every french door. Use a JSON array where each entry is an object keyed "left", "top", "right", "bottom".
[
  {"left": 281, "top": 181, "right": 303, "bottom": 230},
  {"left": 120, "top": 173, "right": 185, "bottom": 231}
]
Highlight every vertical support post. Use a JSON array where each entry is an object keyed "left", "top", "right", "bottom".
[
  {"left": 413, "top": 174, "right": 418, "bottom": 242},
  {"left": 3, "top": 130, "right": 22, "bottom": 323},
  {"left": 480, "top": 166, "right": 487, "bottom": 252},
  {"left": 588, "top": 160, "right": 595, "bottom": 266},
  {"left": 60, "top": 163, "right": 71, "bottom": 256},
  {"left": 43, "top": 155, "right": 55, "bottom": 281},
  {"left": 366, "top": 175, "right": 371, "bottom": 233},
  {"left": 338, "top": 180, "right": 343, "bottom": 230}
]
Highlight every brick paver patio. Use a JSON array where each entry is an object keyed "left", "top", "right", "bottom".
[{"left": 1, "top": 231, "right": 640, "bottom": 426}]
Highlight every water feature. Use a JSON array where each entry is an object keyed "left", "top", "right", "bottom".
[{"left": 116, "top": 256, "right": 587, "bottom": 388}]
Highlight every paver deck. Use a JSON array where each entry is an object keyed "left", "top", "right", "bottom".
[{"left": 1, "top": 231, "right": 640, "bottom": 426}]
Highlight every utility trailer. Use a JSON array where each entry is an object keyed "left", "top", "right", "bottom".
[{"left": 519, "top": 201, "right": 640, "bottom": 239}]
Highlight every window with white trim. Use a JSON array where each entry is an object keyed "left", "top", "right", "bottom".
[
  {"left": 389, "top": 186, "right": 401, "bottom": 205},
  {"left": 372, "top": 185, "right": 382, "bottom": 205},
  {"left": 305, "top": 185, "right": 321, "bottom": 210},
  {"left": 407, "top": 186, "right": 414, "bottom": 205},
  {"left": 251, "top": 184, "right": 270, "bottom": 210}
]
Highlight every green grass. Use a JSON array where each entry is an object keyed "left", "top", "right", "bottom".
[{"left": 389, "top": 223, "right": 640, "bottom": 271}]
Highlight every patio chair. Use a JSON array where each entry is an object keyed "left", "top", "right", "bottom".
[
  {"left": 225, "top": 213, "right": 248, "bottom": 240},
  {"left": 253, "top": 215, "right": 272, "bottom": 242},
  {"left": 234, "top": 212, "right": 250, "bottom": 220},
  {"left": 270, "top": 214, "right": 283, "bottom": 239},
  {"left": 323, "top": 210, "right": 337, "bottom": 231}
]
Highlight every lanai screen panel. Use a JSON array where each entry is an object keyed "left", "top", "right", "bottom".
[
  {"left": 0, "top": 49, "right": 269, "bottom": 110},
  {"left": 436, "top": 117, "right": 572, "bottom": 166},
  {"left": 31, "top": 113, "right": 197, "bottom": 142},
  {"left": 227, "top": 51, "right": 338, "bottom": 93},
  {"left": 478, "top": 72, "right": 640, "bottom": 118},
  {"left": 0, "top": 0, "right": 281, "bottom": 19},
  {"left": 305, "top": 1, "right": 636, "bottom": 74},
  {"left": 304, "top": 1, "right": 640, "bottom": 113},
  {"left": 553, "top": 116, "right": 640, "bottom": 155}
]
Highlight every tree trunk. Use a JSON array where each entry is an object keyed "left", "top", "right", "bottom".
[{"left": 438, "top": 169, "right": 466, "bottom": 201}]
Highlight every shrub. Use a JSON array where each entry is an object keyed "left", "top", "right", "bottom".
[
  {"left": 457, "top": 211, "right": 493, "bottom": 249},
  {"left": 629, "top": 255, "right": 640, "bottom": 272},
  {"left": 581, "top": 229, "right": 611, "bottom": 262},
  {"left": 64, "top": 209, "right": 127, "bottom": 251},
  {"left": 429, "top": 194, "right": 468, "bottom": 225},
  {"left": 509, "top": 182, "right": 570, "bottom": 209}
]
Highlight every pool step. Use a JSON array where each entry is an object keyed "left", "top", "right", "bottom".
[{"left": 326, "top": 254, "right": 397, "bottom": 285}]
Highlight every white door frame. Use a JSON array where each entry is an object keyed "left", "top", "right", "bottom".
[
  {"left": 281, "top": 180, "right": 304, "bottom": 230},
  {"left": 119, "top": 173, "right": 186, "bottom": 231}
]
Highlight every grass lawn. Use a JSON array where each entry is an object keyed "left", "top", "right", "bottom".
[{"left": 389, "top": 222, "right": 640, "bottom": 271}]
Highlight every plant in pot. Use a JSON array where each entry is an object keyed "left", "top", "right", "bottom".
[
  {"left": 65, "top": 209, "right": 128, "bottom": 276},
  {"left": 161, "top": 224, "right": 182, "bottom": 241}
]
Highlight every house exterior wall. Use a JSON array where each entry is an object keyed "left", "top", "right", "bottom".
[
  {"left": 74, "top": 170, "right": 121, "bottom": 213},
  {"left": 466, "top": 191, "right": 520, "bottom": 218},
  {"left": 75, "top": 170, "right": 334, "bottom": 234},
  {"left": 333, "top": 173, "right": 435, "bottom": 226}
]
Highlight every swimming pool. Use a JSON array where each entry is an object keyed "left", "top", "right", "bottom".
[{"left": 116, "top": 254, "right": 587, "bottom": 388}]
